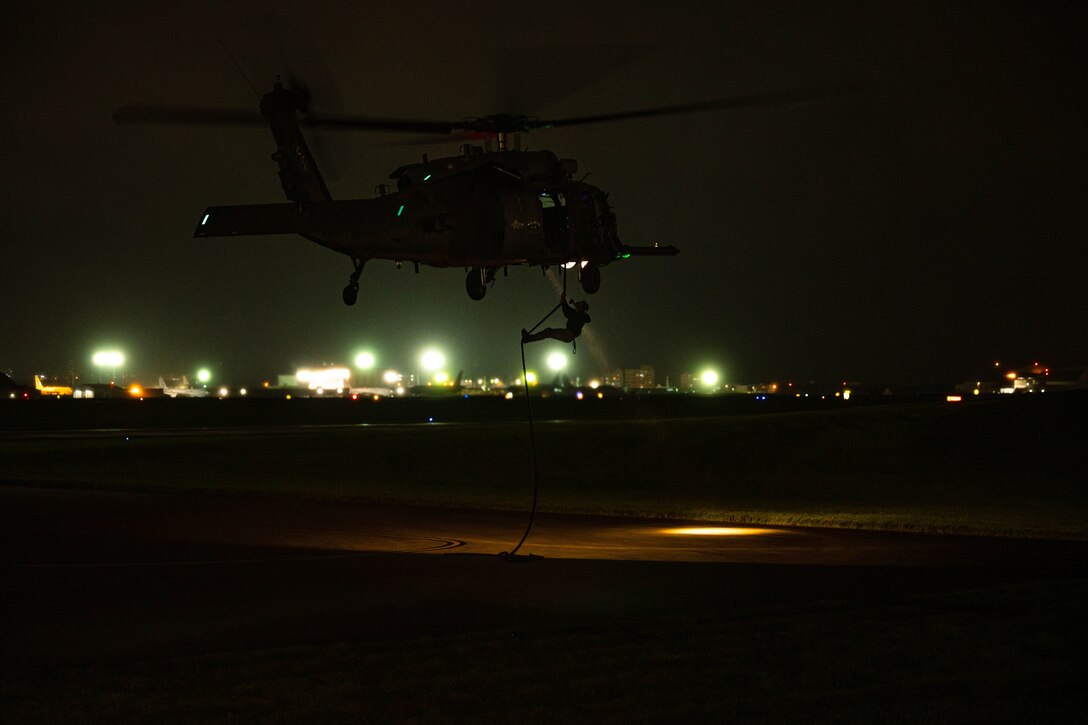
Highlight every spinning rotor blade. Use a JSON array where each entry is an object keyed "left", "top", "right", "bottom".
[
  {"left": 294, "top": 80, "right": 872, "bottom": 135},
  {"left": 300, "top": 115, "right": 458, "bottom": 134},
  {"left": 531, "top": 81, "right": 874, "bottom": 130},
  {"left": 113, "top": 104, "right": 264, "bottom": 126},
  {"left": 115, "top": 80, "right": 873, "bottom": 138}
]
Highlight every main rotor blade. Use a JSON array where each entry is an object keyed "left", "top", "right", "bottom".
[
  {"left": 532, "top": 81, "right": 874, "bottom": 129},
  {"left": 301, "top": 115, "right": 458, "bottom": 134},
  {"left": 113, "top": 104, "right": 264, "bottom": 125},
  {"left": 114, "top": 104, "right": 460, "bottom": 135}
]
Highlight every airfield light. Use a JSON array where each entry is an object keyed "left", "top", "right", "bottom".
[
  {"left": 588, "top": 379, "right": 601, "bottom": 389},
  {"left": 296, "top": 367, "right": 350, "bottom": 391},
  {"left": 546, "top": 351, "right": 568, "bottom": 372},
  {"left": 843, "top": 389, "right": 852, "bottom": 401},
  {"left": 435, "top": 371, "right": 450, "bottom": 384},
  {"left": 92, "top": 350, "right": 124, "bottom": 368},
  {"left": 354, "top": 351, "right": 376, "bottom": 370},
  {"left": 1006, "top": 371, "right": 1017, "bottom": 380},
  {"left": 92, "top": 350, "right": 125, "bottom": 381},
  {"left": 128, "top": 384, "right": 143, "bottom": 397},
  {"left": 383, "top": 369, "right": 401, "bottom": 385},
  {"left": 218, "top": 387, "right": 229, "bottom": 398},
  {"left": 524, "top": 371, "right": 538, "bottom": 386},
  {"left": 420, "top": 348, "right": 446, "bottom": 372},
  {"left": 196, "top": 368, "right": 212, "bottom": 385},
  {"left": 661, "top": 527, "right": 779, "bottom": 537},
  {"left": 700, "top": 369, "right": 720, "bottom": 388}
]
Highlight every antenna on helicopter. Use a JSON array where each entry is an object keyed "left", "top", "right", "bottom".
[{"left": 218, "top": 38, "right": 260, "bottom": 100}]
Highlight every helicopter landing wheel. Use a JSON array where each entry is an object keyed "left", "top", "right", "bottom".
[
  {"left": 466, "top": 268, "right": 487, "bottom": 300},
  {"left": 580, "top": 264, "right": 601, "bottom": 294},
  {"left": 342, "top": 256, "right": 366, "bottom": 306}
]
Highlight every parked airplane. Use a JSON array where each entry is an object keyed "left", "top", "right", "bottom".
[
  {"left": 34, "top": 375, "right": 73, "bottom": 397},
  {"left": 158, "top": 376, "right": 210, "bottom": 398}
]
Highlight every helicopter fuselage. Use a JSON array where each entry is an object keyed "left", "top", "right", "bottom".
[
  {"left": 187, "top": 80, "right": 674, "bottom": 304},
  {"left": 196, "top": 148, "right": 620, "bottom": 270}
]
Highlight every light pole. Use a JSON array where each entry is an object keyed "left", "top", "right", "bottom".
[
  {"left": 419, "top": 347, "right": 445, "bottom": 385},
  {"left": 92, "top": 350, "right": 124, "bottom": 383},
  {"left": 354, "top": 351, "right": 376, "bottom": 387},
  {"left": 546, "top": 350, "right": 568, "bottom": 387}
]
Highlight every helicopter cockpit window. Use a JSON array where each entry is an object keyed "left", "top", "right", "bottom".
[{"left": 538, "top": 191, "right": 566, "bottom": 208}]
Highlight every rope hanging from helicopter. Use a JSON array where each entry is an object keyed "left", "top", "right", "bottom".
[{"left": 501, "top": 267, "right": 569, "bottom": 560}]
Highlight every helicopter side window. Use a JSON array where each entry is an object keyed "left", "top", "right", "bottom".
[{"left": 539, "top": 191, "right": 569, "bottom": 250}]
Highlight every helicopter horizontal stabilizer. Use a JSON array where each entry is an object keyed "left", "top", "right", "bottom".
[
  {"left": 619, "top": 244, "right": 679, "bottom": 257},
  {"left": 193, "top": 204, "right": 303, "bottom": 238}
]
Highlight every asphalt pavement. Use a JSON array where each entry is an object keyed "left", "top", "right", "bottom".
[{"left": 3, "top": 486, "right": 1086, "bottom": 669}]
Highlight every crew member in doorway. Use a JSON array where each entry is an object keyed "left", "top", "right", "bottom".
[{"left": 522, "top": 292, "right": 591, "bottom": 344}]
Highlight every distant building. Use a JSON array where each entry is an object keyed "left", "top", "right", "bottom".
[
  {"left": 604, "top": 365, "right": 655, "bottom": 390},
  {"left": 1045, "top": 367, "right": 1087, "bottom": 391},
  {"left": 954, "top": 361, "right": 1086, "bottom": 395}
]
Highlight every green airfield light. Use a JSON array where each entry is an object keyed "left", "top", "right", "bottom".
[
  {"left": 91, "top": 349, "right": 125, "bottom": 382},
  {"left": 196, "top": 368, "right": 212, "bottom": 385},
  {"left": 420, "top": 348, "right": 446, "bottom": 372},
  {"left": 546, "top": 351, "right": 568, "bottom": 372},
  {"left": 354, "top": 351, "right": 376, "bottom": 370}
]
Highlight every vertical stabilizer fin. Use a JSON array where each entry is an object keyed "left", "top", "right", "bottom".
[{"left": 259, "top": 82, "right": 332, "bottom": 204}]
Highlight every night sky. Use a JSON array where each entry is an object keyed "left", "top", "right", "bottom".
[{"left": 4, "top": 1, "right": 1085, "bottom": 386}]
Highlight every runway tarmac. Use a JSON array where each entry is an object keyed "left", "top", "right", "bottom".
[{"left": 4, "top": 485, "right": 1086, "bottom": 671}]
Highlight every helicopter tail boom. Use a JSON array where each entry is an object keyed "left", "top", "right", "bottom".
[
  {"left": 619, "top": 244, "right": 679, "bottom": 257},
  {"left": 193, "top": 204, "right": 302, "bottom": 238}
]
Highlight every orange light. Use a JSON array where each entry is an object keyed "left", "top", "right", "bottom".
[
  {"left": 946, "top": 395, "right": 963, "bottom": 402},
  {"left": 1005, "top": 372, "right": 1017, "bottom": 380},
  {"left": 128, "top": 384, "right": 143, "bottom": 396},
  {"left": 661, "top": 526, "right": 780, "bottom": 537}
]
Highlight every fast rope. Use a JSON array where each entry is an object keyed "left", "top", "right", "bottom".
[{"left": 501, "top": 268, "right": 567, "bottom": 560}]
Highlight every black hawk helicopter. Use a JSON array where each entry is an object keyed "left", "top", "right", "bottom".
[{"left": 115, "top": 81, "right": 854, "bottom": 306}]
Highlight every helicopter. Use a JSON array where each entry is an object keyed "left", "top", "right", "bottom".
[{"left": 114, "top": 80, "right": 857, "bottom": 306}]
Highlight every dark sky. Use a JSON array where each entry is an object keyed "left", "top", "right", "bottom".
[{"left": 3, "top": 1, "right": 1086, "bottom": 386}]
